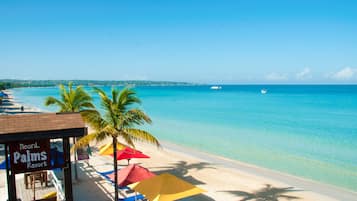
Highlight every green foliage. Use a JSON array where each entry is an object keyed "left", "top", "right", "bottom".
[
  {"left": 75, "top": 86, "right": 160, "bottom": 149},
  {"left": 73, "top": 86, "right": 160, "bottom": 201},
  {"left": 0, "top": 79, "right": 193, "bottom": 88},
  {"left": 0, "top": 82, "right": 20, "bottom": 89},
  {"left": 44, "top": 82, "right": 95, "bottom": 113}
]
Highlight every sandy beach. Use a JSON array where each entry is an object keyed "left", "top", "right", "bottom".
[
  {"left": 94, "top": 139, "right": 356, "bottom": 201},
  {"left": 1, "top": 91, "right": 357, "bottom": 201},
  {"left": 0, "top": 90, "right": 41, "bottom": 114}
]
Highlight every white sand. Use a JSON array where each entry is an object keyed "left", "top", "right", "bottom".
[
  {"left": 0, "top": 90, "right": 42, "bottom": 114},
  {"left": 123, "top": 143, "right": 357, "bottom": 201},
  {"left": 87, "top": 138, "right": 357, "bottom": 201}
]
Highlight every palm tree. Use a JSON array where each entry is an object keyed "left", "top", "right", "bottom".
[
  {"left": 44, "top": 82, "right": 95, "bottom": 113},
  {"left": 74, "top": 87, "right": 160, "bottom": 201},
  {"left": 44, "top": 82, "right": 96, "bottom": 180}
]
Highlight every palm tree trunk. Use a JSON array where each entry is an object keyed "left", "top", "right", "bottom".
[{"left": 113, "top": 136, "right": 118, "bottom": 201}]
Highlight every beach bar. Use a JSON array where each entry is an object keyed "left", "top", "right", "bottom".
[{"left": 0, "top": 113, "right": 87, "bottom": 201}]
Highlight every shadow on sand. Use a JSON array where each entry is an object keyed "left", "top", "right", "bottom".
[
  {"left": 76, "top": 160, "right": 216, "bottom": 201},
  {"left": 222, "top": 184, "right": 301, "bottom": 201},
  {"left": 74, "top": 162, "right": 115, "bottom": 201},
  {"left": 152, "top": 161, "right": 215, "bottom": 185},
  {"left": 150, "top": 161, "right": 216, "bottom": 201}
]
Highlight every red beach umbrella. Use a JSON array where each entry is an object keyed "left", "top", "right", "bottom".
[
  {"left": 110, "top": 147, "right": 150, "bottom": 164},
  {"left": 108, "top": 164, "right": 155, "bottom": 187}
]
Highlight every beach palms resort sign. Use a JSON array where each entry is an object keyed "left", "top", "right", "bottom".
[{"left": 9, "top": 139, "right": 51, "bottom": 173}]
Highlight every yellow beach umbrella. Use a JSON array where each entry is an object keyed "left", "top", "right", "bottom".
[
  {"left": 98, "top": 142, "right": 126, "bottom": 155},
  {"left": 128, "top": 173, "right": 205, "bottom": 201}
]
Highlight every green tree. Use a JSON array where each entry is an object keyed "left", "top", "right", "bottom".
[
  {"left": 44, "top": 82, "right": 95, "bottom": 113},
  {"left": 45, "top": 82, "right": 96, "bottom": 180},
  {"left": 74, "top": 87, "right": 160, "bottom": 201}
]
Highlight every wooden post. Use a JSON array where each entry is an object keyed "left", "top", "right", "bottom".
[
  {"left": 73, "top": 137, "right": 78, "bottom": 181},
  {"left": 63, "top": 137, "right": 73, "bottom": 201},
  {"left": 33, "top": 174, "right": 36, "bottom": 201},
  {"left": 5, "top": 144, "right": 12, "bottom": 201},
  {"left": 6, "top": 143, "right": 17, "bottom": 201}
]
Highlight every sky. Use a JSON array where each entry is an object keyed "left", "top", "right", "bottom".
[{"left": 1, "top": 0, "right": 357, "bottom": 84}]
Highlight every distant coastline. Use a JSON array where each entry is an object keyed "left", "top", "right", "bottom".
[{"left": 0, "top": 79, "right": 197, "bottom": 89}]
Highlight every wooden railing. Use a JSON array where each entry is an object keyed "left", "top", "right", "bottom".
[{"left": 48, "top": 170, "right": 65, "bottom": 201}]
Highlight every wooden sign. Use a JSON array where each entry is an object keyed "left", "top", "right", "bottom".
[{"left": 9, "top": 139, "right": 51, "bottom": 173}]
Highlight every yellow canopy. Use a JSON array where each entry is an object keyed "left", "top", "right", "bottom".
[
  {"left": 128, "top": 173, "right": 205, "bottom": 201},
  {"left": 98, "top": 142, "right": 126, "bottom": 155}
]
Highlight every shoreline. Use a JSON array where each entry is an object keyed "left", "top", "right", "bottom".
[
  {"left": 157, "top": 140, "right": 357, "bottom": 200},
  {"left": 2, "top": 89, "right": 357, "bottom": 200},
  {"left": 0, "top": 89, "right": 42, "bottom": 114}
]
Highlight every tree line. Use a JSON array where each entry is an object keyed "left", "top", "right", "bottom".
[{"left": 0, "top": 79, "right": 193, "bottom": 90}]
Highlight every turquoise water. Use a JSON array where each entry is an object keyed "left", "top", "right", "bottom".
[{"left": 11, "top": 85, "right": 357, "bottom": 191}]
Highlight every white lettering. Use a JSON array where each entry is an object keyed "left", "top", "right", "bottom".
[
  {"left": 26, "top": 150, "right": 31, "bottom": 162},
  {"left": 30, "top": 152, "right": 41, "bottom": 161},
  {"left": 13, "top": 151, "right": 48, "bottom": 165},
  {"left": 13, "top": 152, "right": 21, "bottom": 164},
  {"left": 21, "top": 154, "right": 27, "bottom": 163},
  {"left": 19, "top": 142, "right": 41, "bottom": 150},
  {"left": 27, "top": 161, "right": 47, "bottom": 169},
  {"left": 40, "top": 151, "right": 47, "bottom": 160}
]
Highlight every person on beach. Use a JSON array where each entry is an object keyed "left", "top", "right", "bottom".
[{"left": 21, "top": 105, "right": 24, "bottom": 112}]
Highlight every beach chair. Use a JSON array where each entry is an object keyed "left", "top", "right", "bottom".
[
  {"left": 118, "top": 193, "right": 145, "bottom": 201},
  {"left": 97, "top": 170, "right": 146, "bottom": 201},
  {"left": 97, "top": 170, "right": 115, "bottom": 184}
]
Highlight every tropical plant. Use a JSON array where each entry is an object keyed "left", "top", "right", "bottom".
[
  {"left": 74, "top": 87, "right": 160, "bottom": 201},
  {"left": 44, "top": 82, "right": 96, "bottom": 180},
  {"left": 44, "top": 82, "right": 95, "bottom": 113}
]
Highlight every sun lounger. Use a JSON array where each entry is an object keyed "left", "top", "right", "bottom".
[
  {"left": 118, "top": 193, "right": 145, "bottom": 201},
  {"left": 97, "top": 170, "right": 131, "bottom": 191},
  {"left": 97, "top": 170, "right": 115, "bottom": 183},
  {"left": 97, "top": 170, "right": 146, "bottom": 201}
]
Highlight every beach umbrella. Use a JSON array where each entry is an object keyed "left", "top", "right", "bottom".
[
  {"left": 98, "top": 142, "right": 126, "bottom": 155},
  {"left": 0, "top": 91, "right": 8, "bottom": 98},
  {"left": 128, "top": 173, "right": 205, "bottom": 201},
  {"left": 110, "top": 147, "right": 150, "bottom": 165},
  {"left": 108, "top": 164, "right": 155, "bottom": 187}
]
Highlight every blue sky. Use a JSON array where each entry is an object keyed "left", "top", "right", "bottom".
[{"left": 1, "top": 0, "right": 357, "bottom": 83}]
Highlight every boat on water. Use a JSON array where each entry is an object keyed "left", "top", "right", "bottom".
[
  {"left": 210, "top": 86, "right": 222, "bottom": 90},
  {"left": 261, "top": 89, "right": 267, "bottom": 94}
]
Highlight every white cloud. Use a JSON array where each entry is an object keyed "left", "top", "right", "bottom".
[
  {"left": 330, "top": 67, "right": 356, "bottom": 80},
  {"left": 296, "top": 67, "right": 311, "bottom": 80},
  {"left": 265, "top": 72, "right": 288, "bottom": 81}
]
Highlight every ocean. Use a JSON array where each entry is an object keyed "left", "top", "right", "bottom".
[{"left": 10, "top": 85, "right": 357, "bottom": 191}]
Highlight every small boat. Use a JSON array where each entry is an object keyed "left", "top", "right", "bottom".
[
  {"left": 261, "top": 89, "right": 267, "bottom": 94},
  {"left": 210, "top": 86, "right": 222, "bottom": 90}
]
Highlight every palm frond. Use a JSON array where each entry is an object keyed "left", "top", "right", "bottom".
[
  {"left": 124, "top": 128, "right": 161, "bottom": 147},
  {"left": 72, "top": 130, "right": 111, "bottom": 152},
  {"left": 72, "top": 133, "right": 97, "bottom": 150},
  {"left": 74, "top": 86, "right": 160, "bottom": 155},
  {"left": 118, "top": 88, "right": 141, "bottom": 110},
  {"left": 118, "top": 130, "right": 136, "bottom": 148},
  {"left": 44, "top": 97, "right": 65, "bottom": 108},
  {"left": 46, "top": 82, "right": 94, "bottom": 113},
  {"left": 80, "top": 109, "right": 105, "bottom": 130},
  {"left": 125, "top": 109, "right": 152, "bottom": 126}
]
